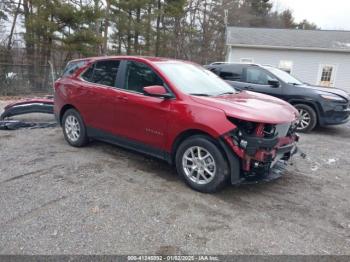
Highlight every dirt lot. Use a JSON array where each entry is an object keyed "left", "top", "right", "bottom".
[{"left": 0, "top": 100, "right": 349, "bottom": 255}]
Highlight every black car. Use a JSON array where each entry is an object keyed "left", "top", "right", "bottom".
[{"left": 206, "top": 63, "right": 350, "bottom": 132}]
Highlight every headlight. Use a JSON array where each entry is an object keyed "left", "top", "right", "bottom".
[{"left": 320, "top": 93, "right": 346, "bottom": 102}]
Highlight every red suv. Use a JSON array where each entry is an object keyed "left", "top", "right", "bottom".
[{"left": 54, "top": 56, "right": 299, "bottom": 193}]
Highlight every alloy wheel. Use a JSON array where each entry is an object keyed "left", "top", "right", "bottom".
[
  {"left": 65, "top": 115, "right": 81, "bottom": 142},
  {"left": 297, "top": 108, "right": 311, "bottom": 130},
  {"left": 182, "top": 146, "right": 216, "bottom": 185}
]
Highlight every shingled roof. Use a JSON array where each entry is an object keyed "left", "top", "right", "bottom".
[{"left": 226, "top": 27, "right": 350, "bottom": 52}]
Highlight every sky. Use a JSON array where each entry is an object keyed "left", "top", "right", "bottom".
[{"left": 273, "top": 0, "right": 350, "bottom": 30}]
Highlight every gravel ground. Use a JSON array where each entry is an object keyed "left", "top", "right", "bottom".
[{"left": 0, "top": 100, "right": 349, "bottom": 255}]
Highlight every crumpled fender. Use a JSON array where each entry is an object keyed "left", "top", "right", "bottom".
[{"left": 0, "top": 97, "right": 54, "bottom": 120}]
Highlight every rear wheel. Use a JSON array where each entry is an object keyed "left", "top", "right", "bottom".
[
  {"left": 294, "top": 104, "right": 317, "bottom": 133},
  {"left": 175, "top": 135, "right": 229, "bottom": 193},
  {"left": 62, "top": 109, "right": 88, "bottom": 147}
]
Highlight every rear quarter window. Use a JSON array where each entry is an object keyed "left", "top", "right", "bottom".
[{"left": 62, "top": 61, "right": 86, "bottom": 77}]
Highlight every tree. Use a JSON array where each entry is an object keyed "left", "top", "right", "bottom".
[
  {"left": 297, "top": 19, "right": 318, "bottom": 30},
  {"left": 280, "top": 9, "right": 296, "bottom": 28},
  {"left": 1, "top": 0, "right": 320, "bottom": 79}
]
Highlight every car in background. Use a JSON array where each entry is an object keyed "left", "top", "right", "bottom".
[
  {"left": 206, "top": 63, "right": 350, "bottom": 132},
  {"left": 55, "top": 56, "right": 299, "bottom": 193}
]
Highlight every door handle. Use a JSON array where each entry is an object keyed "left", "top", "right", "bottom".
[
  {"left": 116, "top": 95, "right": 128, "bottom": 101},
  {"left": 117, "top": 96, "right": 128, "bottom": 102}
]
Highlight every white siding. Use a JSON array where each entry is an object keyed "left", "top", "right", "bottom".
[{"left": 227, "top": 47, "right": 350, "bottom": 93}]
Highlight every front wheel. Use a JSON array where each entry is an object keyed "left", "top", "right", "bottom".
[
  {"left": 294, "top": 104, "right": 317, "bottom": 133},
  {"left": 175, "top": 135, "right": 229, "bottom": 193}
]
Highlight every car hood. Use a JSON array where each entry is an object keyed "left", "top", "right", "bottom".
[
  {"left": 300, "top": 84, "right": 350, "bottom": 100},
  {"left": 191, "top": 91, "right": 298, "bottom": 124}
]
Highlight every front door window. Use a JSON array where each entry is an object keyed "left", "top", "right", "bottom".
[
  {"left": 124, "top": 61, "right": 164, "bottom": 93},
  {"left": 246, "top": 67, "right": 275, "bottom": 85}
]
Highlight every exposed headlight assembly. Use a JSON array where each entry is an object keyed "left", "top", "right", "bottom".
[{"left": 319, "top": 92, "right": 346, "bottom": 102}]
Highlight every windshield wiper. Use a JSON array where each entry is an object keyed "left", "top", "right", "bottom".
[
  {"left": 288, "top": 82, "right": 301, "bottom": 86},
  {"left": 190, "top": 93, "right": 211, "bottom": 97},
  {"left": 217, "top": 91, "right": 235, "bottom": 96}
]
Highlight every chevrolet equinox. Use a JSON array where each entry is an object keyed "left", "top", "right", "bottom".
[{"left": 54, "top": 56, "right": 299, "bottom": 193}]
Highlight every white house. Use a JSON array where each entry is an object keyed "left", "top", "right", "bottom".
[{"left": 225, "top": 27, "right": 350, "bottom": 93}]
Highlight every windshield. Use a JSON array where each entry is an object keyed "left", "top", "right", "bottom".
[
  {"left": 156, "top": 62, "right": 236, "bottom": 96},
  {"left": 263, "top": 66, "right": 303, "bottom": 85}
]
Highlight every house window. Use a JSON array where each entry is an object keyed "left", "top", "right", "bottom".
[
  {"left": 240, "top": 58, "right": 254, "bottom": 63},
  {"left": 279, "top": 60, "right": 293, "bottom": 74},
  {"left": 318, "top": 64, "right": 336, "bottom": 87},
  {"left": 321, "top": 66, "right": 333, "bottom": 81}
]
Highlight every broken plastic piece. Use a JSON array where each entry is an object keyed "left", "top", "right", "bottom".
[
  {"left": 0, "top": 98, "right": 54, "bottom": 120},
  {"left": 0, "top": 120, "right": 57, "bottom": 130}
]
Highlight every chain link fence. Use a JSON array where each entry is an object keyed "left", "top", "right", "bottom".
[{"left": 0, "top": 48, "right": 67, "bottom": 96}]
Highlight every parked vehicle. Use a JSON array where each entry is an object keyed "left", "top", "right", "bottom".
[
  {"left": 54, "top": 56, "right": 299, "bottom": 193},
  {"left": 206, "top": 63, "right": 350, "bottom": 132}
]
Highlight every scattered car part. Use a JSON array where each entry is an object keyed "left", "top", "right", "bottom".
[
  {"left": 0, "top": 120, "right": 57, "bottom": 130},
  {"left": 0, "top": 97, "right": 54, "bottom": 120}
]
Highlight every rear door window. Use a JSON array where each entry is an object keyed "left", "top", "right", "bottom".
[
  {"left": 81, "top": 60, "right": 120, "bottom": 87},
  {"left": 219, "top": 65, "right": 243, "bottom": 81}
]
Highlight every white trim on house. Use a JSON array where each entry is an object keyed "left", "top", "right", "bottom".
[{"left": 227, "top": 44, "right": 350, "bottom": 53}]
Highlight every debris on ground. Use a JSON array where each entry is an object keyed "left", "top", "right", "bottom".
[
  {"left": 0, "top": 97, "right": 54, "bottom": 120},
  {"left": 0, "top": 120, "right": 57, "bottom": 130}
]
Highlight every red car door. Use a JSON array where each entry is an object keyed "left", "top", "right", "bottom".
[
  {"left": 77, "top": 59, "right": 125, "bottom": 134},
  {"left": 116, "top": 60, "right": 173, "bottom": 151}
]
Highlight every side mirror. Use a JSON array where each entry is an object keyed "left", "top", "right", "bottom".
[
  {"left": 268, "top": 79, "right": 280, "bottom": 88},
  {"left": 143, "top": 85, "right": 173, "bottom": 99}
]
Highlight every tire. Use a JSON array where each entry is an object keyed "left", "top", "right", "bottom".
[
  {"left": 294, "top": 104, "right": 317, "bottom": 133},
  {"left": 62, "top": 109, "right": 89, "bottom": 147},
  {"left": 175, "top": 135, "right": 229, "bottom": 193}
]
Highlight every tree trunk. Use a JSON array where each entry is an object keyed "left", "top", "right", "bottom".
[
  {"left": 7, "top": 0, "right": 22, "bottom": 50},
  {"left": 126, "top": 10, "right": 132, "bottom": 55},
  {"left": 145, "top": 3, "right": 152, "bottom": 55},
  {"left": 23, "top": 0, "right": 36, "bottom": 87},
  {"left": 201, "top": 0, "right": 208, "bottom": 65},
  {"left": 103, "top": 0, "right": 111, "bottom": 55},
  {"left": 134, "top": 7, "right": 141, "bottom": 54},
  {"left": 94, "top": 0, "right": 101, "bottom": 55},
  {"left": 155, "top": 0, "right": 161, "bottom": 57}
]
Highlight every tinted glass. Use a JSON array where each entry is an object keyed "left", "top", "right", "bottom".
[
  {"left": 219, "top": 65, "right": 243, "bottom": 81},
  {"left": 246, "top": 67, "right": 275, "bottom": 85},
  {"left": 263, "top": 66, "right": 303, "bottom": 85},
  {"left": 82, "top": 60, "right": 120, "bottom": 87},
  {"left": 81, "top": 66, "right": 94, "bottom": 81},
  {"left": 62, "top": 61, "right": 86, "bottom": 77},
  {"left": 157, "top": 62, "right": 236, "bottom": 96},
  {"left": 125, "top": 61, "right": 163, "bottom": 93}
]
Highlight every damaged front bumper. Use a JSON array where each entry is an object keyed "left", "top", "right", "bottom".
[
  {"left": 220, "top": 123, "right": 299, "bottom": 185},
  {"left": 0, "top": 97, "right": 54, "bottom": 120}
]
